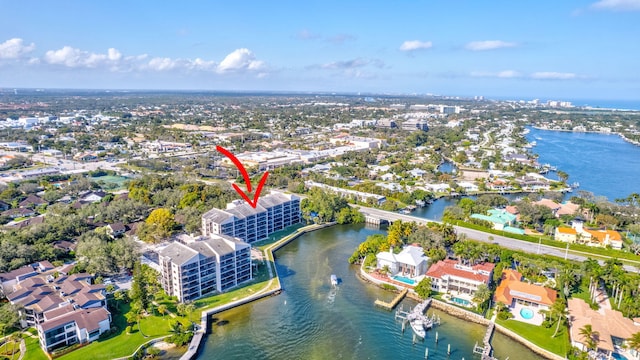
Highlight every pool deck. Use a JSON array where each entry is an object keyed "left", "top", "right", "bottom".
[{"left": 512, "top": 303, "right": 544, "bottom": 325}]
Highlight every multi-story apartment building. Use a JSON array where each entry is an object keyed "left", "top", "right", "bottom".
[
  {"left": 201, "top": 191, "right": 301, "bottom": 243},
  {"left": 37, "top": 304, "right": 111, "bottom": 353},
  {"left": 159, "top": 234, "right": 251, "bottom": 302}
]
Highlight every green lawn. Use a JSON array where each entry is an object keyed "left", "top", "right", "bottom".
[
  {"left": 497, "top": 318, "right": 570, "bottom": 356},
  {"left": 57, "top": 303, "right": 188, "bottom": 360},
  {"left": 22, "top": 329, "right": 48, "bottom": 360},
  {"left": 0, "top": 339, "right": 20, "bottom": 359}
]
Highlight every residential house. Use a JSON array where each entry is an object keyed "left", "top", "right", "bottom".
[
  {"left": 425, "top": 259, "right": 494, "bottom": 296},
  {"left": 554, "top": 218, "right": 623, "bottom": 249},
  {"left": 158, "top": 234, "right": 252, "bottom": 302},
  {"left": 471, "top": 209, "right": 524, "bottom": 234},
  {"left": 79, "top": 191, "right": 107, "bottom": 204},
  {"left": 2, "top": 207, "right": 36, "bottom": 219},
  {"left": 19, "top": 195, "right": 47, "bottom": 208},
  {"left": 494, "top": 269, "right": 557, "bottom": 323},
  {"left": 106, "top": 223, "right": 126, "bottom": 237},
  {"left": 568, "top": 298, "right": 640, "bottom": 358},
  {"left": 376, "top": 245, "right": 428, "bottom": 279}
]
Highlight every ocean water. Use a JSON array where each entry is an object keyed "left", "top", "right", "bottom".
[
  {"left": 569, "top": 99, "right": 640, "bottom": 111},
  {"left": 527, "top": 127, "right": 640, "bottom": 201}
]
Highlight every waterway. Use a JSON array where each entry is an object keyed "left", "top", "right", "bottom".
[
  {"left": 526, "top": 127, "right": 640, "bottom": 201},
  {"left": 199, "top": 224, "right": 543, "bottom": 359}
]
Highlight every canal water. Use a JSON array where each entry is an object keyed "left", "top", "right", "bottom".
[
  {"left": 526, "top": 127, "right": 640, "bottom": 201},
  {"left": 198, "top": 224, "right": 543, "bottom": 359}
]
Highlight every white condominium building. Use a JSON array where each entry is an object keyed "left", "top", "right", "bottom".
[
  {"left": 201, "top": 191, "right": 301, "bottom": 243},
  {"left": 159, "top": 234, "right": 252, "bottom": 302}
]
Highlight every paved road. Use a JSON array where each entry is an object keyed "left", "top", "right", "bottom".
[{"left": 356, "top": 205, "right": 639, "bottom": 273}]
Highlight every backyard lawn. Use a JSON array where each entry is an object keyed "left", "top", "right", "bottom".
[
  {"left": 497, "top": 318, "right": 569, "bottom": 356},
  {"left": 57, "top": 303, "right": 188, "bottom": 360}
]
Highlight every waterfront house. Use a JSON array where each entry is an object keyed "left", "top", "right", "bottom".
[
  {"left": 158, "top": 234, "right": 252, "bottom": 302},
  {"left": 425, "top": 260, "right": 494, "bottom": 296},
  {"left": 568, "top": 298, "right": 640, "bottom": 358},
  {"left": 493, "top": 269, "right": 557, "bottom": 325},
  {"left": 376, "top": 245, "right": 428, "bottom": 279}
]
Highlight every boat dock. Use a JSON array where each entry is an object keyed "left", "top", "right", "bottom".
[
  {"left": 374, "top": 288, "right": 407, "bottom": 310},
  {"left": 394, "top": 298, "right": 439, "bottom": 339},
  {"left": 473, "top": 321, "right": 497, "bottom": 360}
]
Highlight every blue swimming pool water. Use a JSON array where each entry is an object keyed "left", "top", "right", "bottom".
[
  {"left": 392, "top": 275, "right": 416, "bottom": 285},
  {"left": 520, "top": 308, "right": 534, "bottom": 320},
  {"left": 612, "top": 353, "right": 628, "bottom": 360},
  {"left": 452, "top": 297, "right": 471, "bottom": 306}
]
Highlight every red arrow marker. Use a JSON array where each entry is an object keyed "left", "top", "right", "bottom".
[{"left": 216, "top": 145, "right": 269, "bottom": 208}]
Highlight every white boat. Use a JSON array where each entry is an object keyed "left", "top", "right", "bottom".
[
  {"left": 408, "top": 314, "right": 426, "bottom": 338},
  {"left": 331, "top": 274, "right": 338, "bottom": 286}
]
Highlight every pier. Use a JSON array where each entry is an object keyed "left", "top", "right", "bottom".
[
  {"left": 394, "top": 298, "right": 439, "bottom": 340},
  {"left": 473, "top": 321, "right": 497, "bottom": 360},
  {"left": 374, "top": 288, "right": 407, "bottom": 310}
]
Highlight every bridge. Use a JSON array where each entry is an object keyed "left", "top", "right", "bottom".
[
  {"left": 352, "top": 204, "right": 639, "bottom": 273},
  {"left": 358, "top": 205, "right": 440, "bottom": 226}
]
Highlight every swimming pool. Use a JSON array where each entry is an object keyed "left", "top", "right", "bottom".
[
  {"left": 392, "top": 275, "right": 416, "bottom": 285},
  {"left": 612, "top": 353, "right": 628, "bottom": 360},
  {"left": 451, "top": 297, "right": 471, "bottom": 306},
  {"left": 520, "top": 307, "right": 535, "bottom": 320}
]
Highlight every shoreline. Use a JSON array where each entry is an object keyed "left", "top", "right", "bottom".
[
  {"left": 357, "top": 264, "right": 564, "bottom": 360},
  {"left": 530, "top": 125, "right": 640, "bottom": 147},
  {"left": 182, "top": 221, "right": 566, "bottom": 360},
  {"left": 179, "top": 222, "right": 336, "bottom": 360}
]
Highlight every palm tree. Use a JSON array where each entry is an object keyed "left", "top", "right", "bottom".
[
  {"left": 472, "top": 284, "right": 492, "bottom": 312},
  {"left": 626, "top": 331, "right": 640, "bottom": 357},
  {"left": 156, "top": 304, "right": 166, "bottom": 318},
  {"left": 578, "top": 324, "right": 600, "bottom": 351},
  {"left": 543, "top": 298, "right": 569, "bottom": 338}
]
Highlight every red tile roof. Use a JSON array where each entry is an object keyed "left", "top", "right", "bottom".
[{"left": 425, "top": 259, "right": 494, "bottom": 284}]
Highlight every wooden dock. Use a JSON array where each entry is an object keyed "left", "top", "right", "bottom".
[
  {"left": 374, "top": 288, "right": 408, "bottom": 310},
  {"left": 473, "top": 321, "right": 497, "bottom": 360}
]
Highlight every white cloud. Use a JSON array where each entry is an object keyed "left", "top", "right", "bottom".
[
  {"left": 399, "top": 40, "right": 433, "bottom": 51},
  {"left": 216, "top": 48, "right": 264, "bottom": 73},
  {"left": 465, "top": 40, "right": 517, "bottom": 51},
  {"left": 44, "top": 46, "right": 124, "bottom": 68},
  {"left": 471, "top": 70, "right": 521, "bottom": 78},
  {"left": 0, "top": 38, "right": 36, "bottom": 59},
  {"left": 530, "top": 71, "right": 577, "bottom": 80},
  {"left": 591, "top": 0, "right": 640, "bottom": 11},
  {"left": 146, "top": 57, "right": 179, "bottom": 71}
]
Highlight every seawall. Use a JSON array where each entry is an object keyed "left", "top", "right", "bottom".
[
  {"left": 179, "top": 222, "right": 336, "bottom": 360},
  {"left": 359, "top": 265, "right": 565, "bottom": 360}
]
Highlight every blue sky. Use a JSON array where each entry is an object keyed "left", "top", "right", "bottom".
[{"left": 1, "top": 0, "right": 639, "bottom": 100}]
